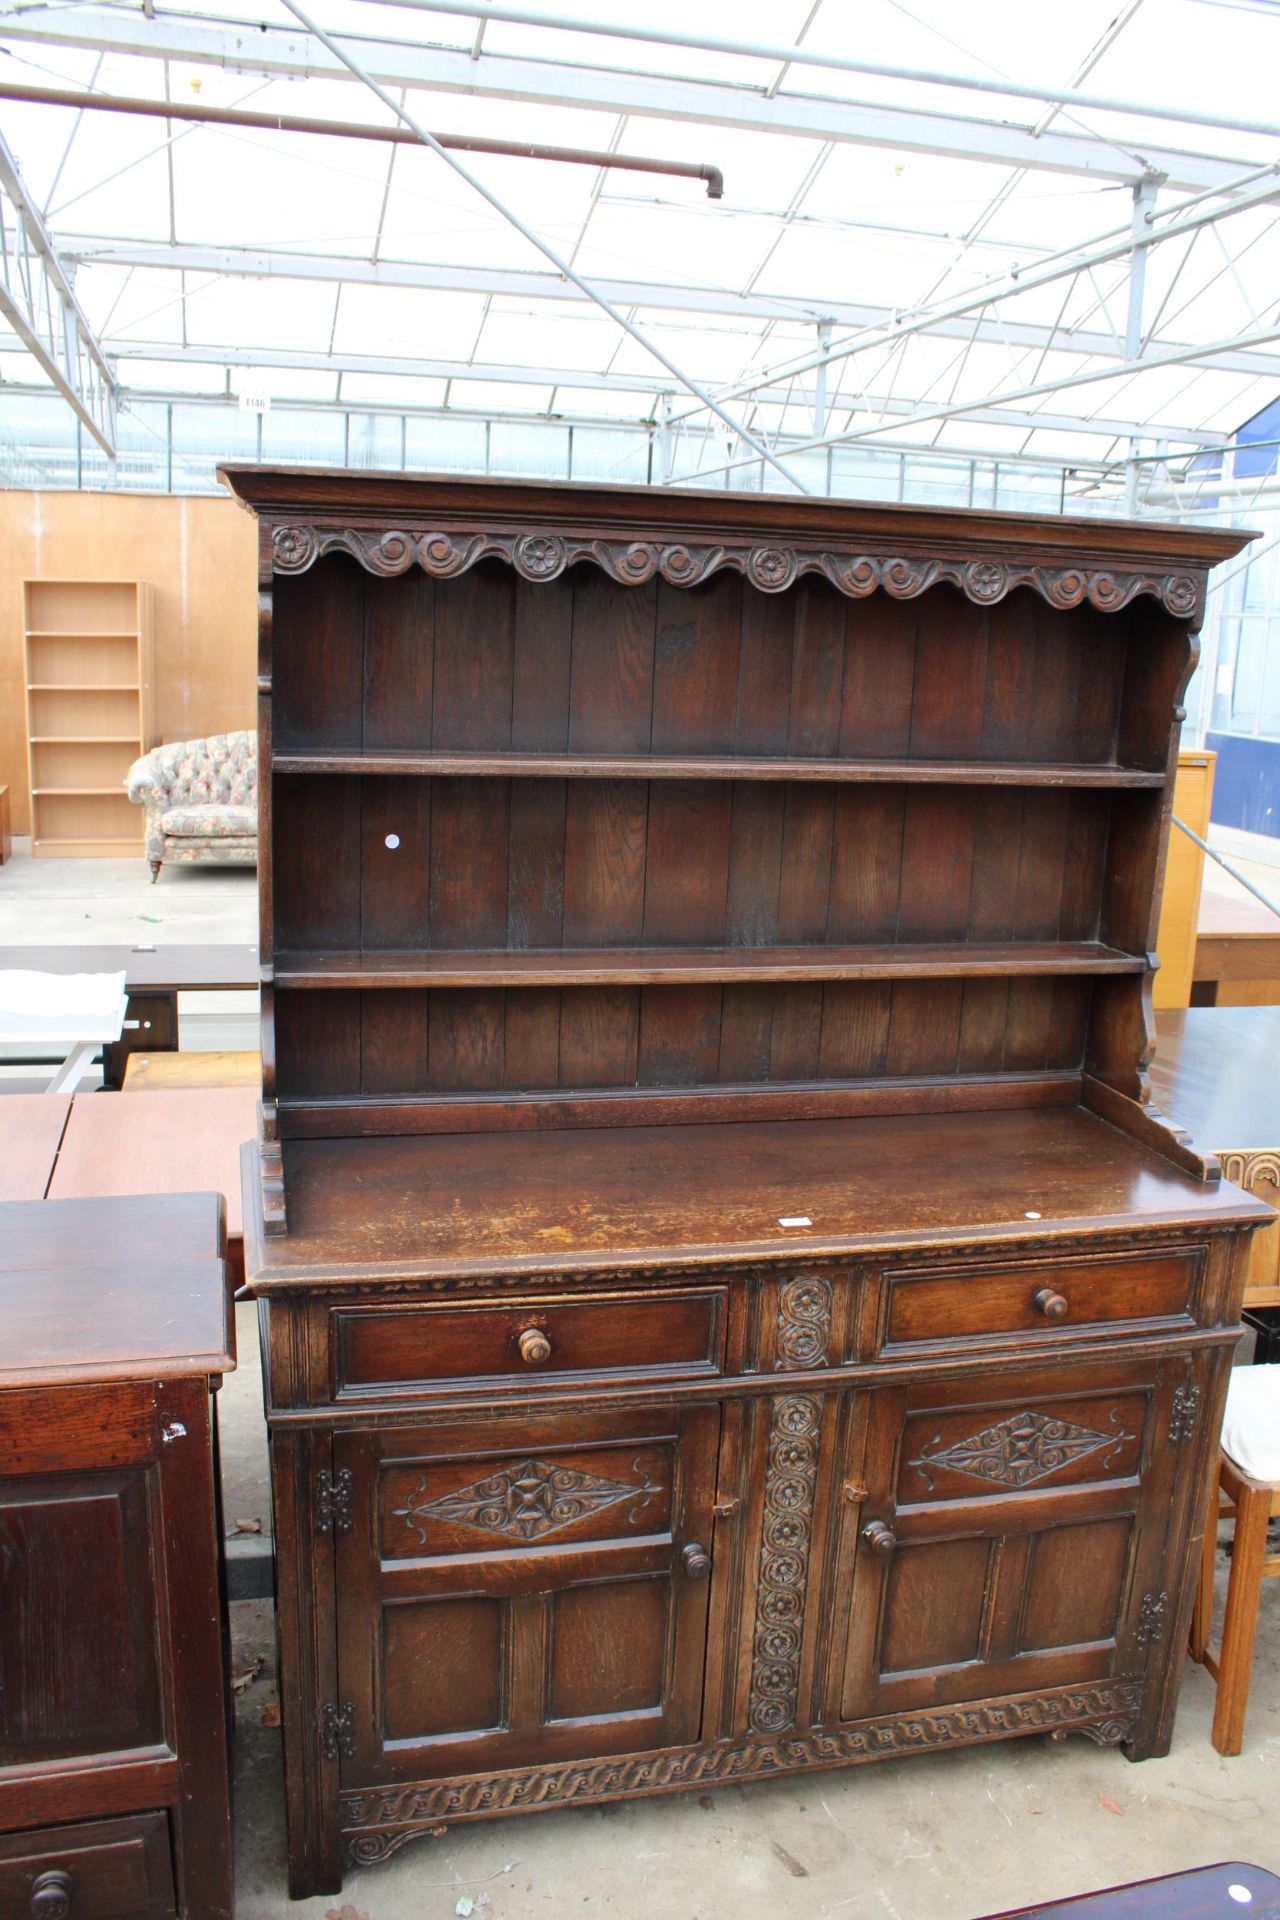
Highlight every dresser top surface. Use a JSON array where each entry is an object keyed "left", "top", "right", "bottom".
[
  {"left": 246, "top": 1107, "right": 1268, "bottom": 1290},
  {"left": 0, "top": 1191, "right": 235, "bottom": 1386}
]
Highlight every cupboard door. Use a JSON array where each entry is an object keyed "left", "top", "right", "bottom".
[
  {"left": 840, "top": 1357, "right": 1189, "bottom": 1720},
  {"left": 335, "top": 1404, "right": 718, "bottom": 1785},
  {"left": 0, "top": 1469, "right": 165, "bottom": 1769}
]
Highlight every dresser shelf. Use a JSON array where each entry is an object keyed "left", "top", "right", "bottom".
[
  {"left": 274, "top": 748, "right": 1167, "bottom": 788},
  {"left": 272, "top": 940, "right": 1146, "bottom": 991}
]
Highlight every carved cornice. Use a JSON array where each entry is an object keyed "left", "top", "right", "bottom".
[
  {"left": 340, "top": 1679, "right": 1144, "bottom": 1839},
  {"left": 269, "top": 522, "right": 1204, "bottom": 622}
]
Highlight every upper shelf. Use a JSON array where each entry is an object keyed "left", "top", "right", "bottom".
[
  {"left": 272, "top": 940, "right": 1146, "bottom": 990},
  {"left": 273, "top": 749, "right": 1167, "bottom": 788}
]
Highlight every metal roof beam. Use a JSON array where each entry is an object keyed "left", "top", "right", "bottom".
[
  {"left": 62, "top": 241, "right": 1280, "bottom": 382},
  {"left": 666, "top": 159, "right": 1280, "bottom": 426},
  {"left": 0, "top": 6, "right": 1254, "bottom": 191},
  {"left": 103, "top": 338, "right": 1228, "bottom": 445},
  {"left": 373, "top": 0, "right": 1280, "bottom": 150},
  {"left": 0, "top": 129, "right": 116, "bottom": 452},
  {"left": 670, "top": 319, "right": 1280, "bottom": 482}
]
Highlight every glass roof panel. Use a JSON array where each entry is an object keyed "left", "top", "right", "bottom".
[{"left": 0, "top": 0, "right": 1275, "bottom": 503}]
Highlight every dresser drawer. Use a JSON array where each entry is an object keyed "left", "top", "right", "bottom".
[
  {"left": 0, "top": 1814, "right": 175, "bottom": 1918},
  {"left": 881, "top": 1249, "right": 1199, "bottom": 1353},
  {"left": 332, "top": 1287, "right": 727, "bottom": 1397}
]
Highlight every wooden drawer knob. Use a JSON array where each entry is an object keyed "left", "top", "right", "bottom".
[
  {"left": 862, "top": 1520, "right": 897, "bottom": 1556},
  {"left": 1033, "top": 1287, "right": 1069, "bottom": 1320},
  {"left": 517, "top": 1327, "right": 552, "bottom": 1366},
  {"left": 682, "top": 1541, "right": 712, "bottom": 1580},
  {"left": 30, "top": 1873, "right": 73, "bottom": 1920}
]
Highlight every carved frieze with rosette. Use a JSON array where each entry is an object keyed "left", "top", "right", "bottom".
[{"left": 268, "top": 522, "right": 1206, "bottom": 625}]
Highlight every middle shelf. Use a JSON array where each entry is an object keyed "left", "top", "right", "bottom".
[
  {"left": 273, "top": 749, "right": 1166, "bottom": 788},
  {"left": 271, "top": 940, "right": 1147, "bottom": 990}
]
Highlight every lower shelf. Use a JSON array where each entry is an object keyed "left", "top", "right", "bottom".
[{"left": 272, "top": 940, "right": 1146, "bottom": 991}]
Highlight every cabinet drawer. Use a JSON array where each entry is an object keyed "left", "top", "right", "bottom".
[
  {"left": 332, "top": 1287, "right": 727, "bottom": 1397},
  {"left": 882, "top": 1249, "right": 1198, "bottom": 1353},
  {"left": 0, "top": 1814, "right": 174, "bottom": 1918}
]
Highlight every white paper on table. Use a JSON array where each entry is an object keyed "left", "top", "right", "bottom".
[{"left": 0, "top": 970, "right": 129, "bottom": 1043}]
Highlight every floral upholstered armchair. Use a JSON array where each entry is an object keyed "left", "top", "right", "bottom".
[{"left": 126, "top": 730, "right": 258, "bottom": 881}]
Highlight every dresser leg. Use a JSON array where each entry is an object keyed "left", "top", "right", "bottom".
[{"left": 271, "top": 1431, "right": 344, "bottom": 1898}]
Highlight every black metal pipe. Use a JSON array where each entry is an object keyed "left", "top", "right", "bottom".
[{"left": 0, "top": 82, "right": 724, "bottom": 196}]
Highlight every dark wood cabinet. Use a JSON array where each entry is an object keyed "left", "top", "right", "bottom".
[
  {"left": 0, "top": 1193, "right": 234, "bottom": 1920},
  {"left": 224, "top": 466, "right": 1271, "bottom": 1896}
]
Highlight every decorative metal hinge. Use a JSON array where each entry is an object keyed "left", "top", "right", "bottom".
[
  {"left": 1136, "top": 1590, "right": 1169, "bottom": 1646},
  {"left": 316, "top": 1466, "right": 354, "bottom": 1533},
  {"left": 1169, "top": 1384, "right": 1201, "bottom": 1444},
  {"left": 320, "top": 1700, "right": 356, "bottom": 1761}
]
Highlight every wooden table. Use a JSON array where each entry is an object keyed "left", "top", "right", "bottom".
[
  {"left": 0, "top": 1191, "right": 234, "bottom": 1918},
  {"left": 983, "top": 1861, "right": 1280, "bottom": 1917},
  {"left": 1193, "top": 890, "right": 1280, "bottom": 1006},
  {"left": 47, "top": 1086, "right": 258, "bottom": 1287},
  {"left": 1152, "top": 1006, "right": 1280, "bottom": 1305},
  {"left": 0, "top": 943, "right": 259, "bottom": 1085},
  {"left": 0, "top": 1094, "right": 70, "bottom": 1200},
  {"left": 124, "top": 1048, "right": 261, "bottom": 1091}
]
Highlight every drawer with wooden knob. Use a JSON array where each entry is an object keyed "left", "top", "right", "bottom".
[
  {"left": 0, "top": 1815, "right": 175, "bottom": 1919},
  {"left": 330, "top": 1286, "right": 728, "bottom": 1399},
  {"left": 879, "top": 1248, "right": 1200, "bottom": 1355}
]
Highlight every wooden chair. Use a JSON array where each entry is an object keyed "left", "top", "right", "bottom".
[{"left": 1189, "top": 1364, "right": 1280, "bottom": 1754}]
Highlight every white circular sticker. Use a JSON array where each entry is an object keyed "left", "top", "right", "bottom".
[{"left": 384, "top": 833, "right": 400, "bottom": 850}]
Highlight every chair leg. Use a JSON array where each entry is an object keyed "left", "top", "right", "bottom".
[
  {"left": 1211, "top": 1478, "right": 1273, "bottom": 1756},
  {"left": 150, "top": 859, "right": 162, "bottom": 883},
  {"left": 1189, "top": 1472, "right": 1220, "bottom": 1663}
]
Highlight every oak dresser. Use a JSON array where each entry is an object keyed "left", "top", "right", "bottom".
[{"left": 223, "top": 466, "right": 1272, "bottom": 1898}]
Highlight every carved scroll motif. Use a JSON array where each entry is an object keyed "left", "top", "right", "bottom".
[
  {"left": 340, "top": 1679, "right": 1144, "bottom": 1837},
  {"left": 775, "top": 1277, "right": 834, "bottom": 1370},
  {"left": 748, "top": 1394, "right": 822, "bottom": 1734},
  {"left": 269, "top": 523, "right": 1205, "bottom": 623}
]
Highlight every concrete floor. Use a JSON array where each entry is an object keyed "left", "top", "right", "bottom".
[{"left": 4, "top": 840, "right": 1280, "bottom": 1915}]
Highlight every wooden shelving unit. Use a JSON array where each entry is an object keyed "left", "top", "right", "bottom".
[
  {"left": 23, "top": 579, "right": 155, "bottom": 857},
  {"left": 224, "top": 470, "right": 1269, "bottom": 1901}
]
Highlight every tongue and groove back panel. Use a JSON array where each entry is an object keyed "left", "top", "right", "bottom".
[
  {"left": 266, "top": 552, "right": 1172, "bottom": 1135},
  {"left": 270, "top": 556, "right": 1135, "bottom": 761}
]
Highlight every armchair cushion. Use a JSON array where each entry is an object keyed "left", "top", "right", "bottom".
[{"left": 159, "top": 803, "right": 258, "bottom": 839}]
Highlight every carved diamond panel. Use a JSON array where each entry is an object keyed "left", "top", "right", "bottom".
[
  {"left": 394, "top": 1458, "right": 659, "bottom": 1544},
  {"left": 909, "top": 1410, "right": 1129, "bottom": 1491}
]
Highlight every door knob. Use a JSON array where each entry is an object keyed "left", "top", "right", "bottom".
[
  {"left": 30, "top": 1872, "right": 73, "bottom": 1920},
  {"left": 1033, "top": 1288, "right": 1069, "bottom": 1320},
  {"left": 862, "top": 1520, "right": 897, "bottom": 1556},
  {"left": 517, "top": 1327, "right": 552, "bottom": 1365},
  {"left": 682, "top": 1541, "right": 712, "bottom": 1580}
]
